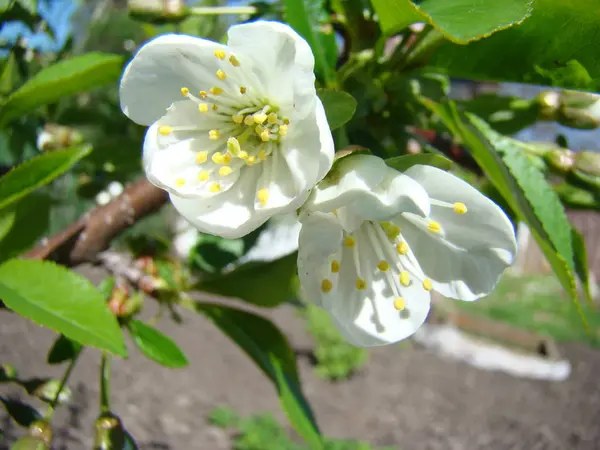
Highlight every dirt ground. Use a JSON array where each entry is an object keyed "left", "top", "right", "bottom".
[{"left": 1, "top": 265, "right": 600, "bottom": 450}]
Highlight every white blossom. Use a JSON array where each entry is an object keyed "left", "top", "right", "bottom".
[
  {"left": 297, "top": 154, "right": 517, "bottom": 347},
  {"left": 119, "top": 21, "right": 334, "bottom": 238}
]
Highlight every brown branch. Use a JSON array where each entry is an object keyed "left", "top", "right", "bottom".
[{"left": 24, "top": 178, "right": 168, "bottom": 265}]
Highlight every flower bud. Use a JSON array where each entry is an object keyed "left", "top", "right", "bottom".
[
  {"left": 118, "top": 292, "right": 144, "bottom": 318},
  {"left": 127, "top": 0, "right": 189, "bottom": 24},
  {"left": 36, "top": 124, "right": 84, "bottom": 152},
  {"left": 557, "top": 91, "right": 600, "bottom": 130},
  {"left": 10, "top": 436, "right": 49, "bottom": 450},
  {"left": 31, "top": 379, "right": 72, "bottom": 405},
  {"left": 544, "top": 148, "right": 575, "bottom": 173},
  {"left": 536, "top": 91, "right": 560, "bottom": 121},
  {"left": 93, "top": 413, "right": 125, "bottom": 450},
  {"left": 29, "top": 420, "right": 53, "bottom": 446},
  {"left": 572, "top": 151, "right": 600, "bottom": 188}
]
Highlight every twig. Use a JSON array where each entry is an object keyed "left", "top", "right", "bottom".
[
  {"left": 97, "top": 250, "right": 162, "bottom": 296},
  {"left": 24, "top": 178, "right": 168, "bottom": 265}
]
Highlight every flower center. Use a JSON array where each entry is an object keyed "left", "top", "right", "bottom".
[{"left": 160, "top": 49, "right": 291, "bottom": 206}]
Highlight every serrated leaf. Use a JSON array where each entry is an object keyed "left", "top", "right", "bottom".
[
  {"left": 199, "top": 253, "right": 297, "bottom": 308},
  {"left": 372, "top": 0, "right": 532, "bottom": 43},
  {"left": 317, "top": 90, "right": 357, "bottom": 130},
  {"left": 418, "top": 98, "right": 580, "bottom": 305},
  {"left": 282, "top": 0, "right": 336, "bottom": 85},
  {"left": 0, "top": 146, "right": 91, "bottom": 211},
  {"left": 47, "top": 335, "right": 82, "bottom": 365},
  {"left": 0, "top": 259, "right": 127, "bottom": 356},
  {"left": 192, "top": 303, "right": 322, "bottom": 448},
  {"left": 429, "top": 0, "right": 600, "bottom": 90},
  {"left": 0, "top": 53, "right": 124, "bottom": 126},
  {"left": 127, "top": 320, "right": 188, "bottom": 368},
  {"left": 385, "top": 153, "right": 452, "bottom": 172}
]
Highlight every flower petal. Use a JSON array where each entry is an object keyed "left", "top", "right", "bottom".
[
  {"left": 400, "top": 164, "right": 517, "bottom": 301},
  {"left": 120, "top": 34, "right": 225, "bottom": 125},
  {"left": 280, "top": 98, "right": 334, "bottom": 194},
  {"left": 227, "top": 21, "right": 316, "bottom": 119},
  {"left": 307, "top": 154, "right": 430, "bottom": 232}
]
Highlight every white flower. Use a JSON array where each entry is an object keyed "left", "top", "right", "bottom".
[
  {"left": 119, "top": 21, "right": 334, "bottom": 238},
  {"left": 297, "top": 154, "right": 517, "bottom": 347}
]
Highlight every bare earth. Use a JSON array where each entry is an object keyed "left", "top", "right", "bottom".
[{"left": 1, "top": 265, "right": 600, "bottom": 449}]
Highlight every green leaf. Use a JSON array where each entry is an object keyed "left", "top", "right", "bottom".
[
  {"left": 198, "top": 253, "right": 298, "bottom": 308},
  {"left": 127, "top": 320, "right": 188, "bottom": 368},
  {"left": 371, "top": 0, "right": 532, "bottom": 43},
  {"left": 317, "top": 90, "right": 357, "bottom": 130},
  {"left": 571, "top": 229, "right": 593, "bottom": 306},
  {"left": 0, "top": 207, "right": 15, "bottom": 241},
  {"left": 0, "top": 259, "right": 127, "bottom": 356},
  {"left": 385, "top": 153, "right": 452, "bottom": 172},
  {"left": 0, "top": 397, "right": 41, "bottom": 427},
  {"left": 430, "top": 0, "right": 600, "bottom": 90},
  {"left": 0, "top": 193, "right": 50, "bottom": 264},
  {"left": 282, "top": 0, "right": 336, "bottom": 86},
  {"left": 0, "top": 53, "right": 124, "bottom": 126},
  {"left": 192, "top": 304, "right": 322, "bottom": 448},
  {"left": 47, "top": 335, "right": 82, "bottom": 365},
  {"left": 0, "top": 146, "right": 91, "bottom": 211},
  {"left": 418, "top": 98, "right": 580, "bottom": 304}
]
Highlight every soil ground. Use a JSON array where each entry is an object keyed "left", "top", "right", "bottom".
[{"left": 1, "top": 264, "right": 600, "bottom": 450}]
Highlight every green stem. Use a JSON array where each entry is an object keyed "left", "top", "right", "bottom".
[
  {"left": 45, "top": 350, "right": 81, "bottom": 420},
  {"left": 189, "top": 6, "right": 257, "bottom": 16},
  {"left": 99, "top": 353, "right": 111, "bottom": 414},
  {"left": 389, "top": 26, "right": 445, "bottom": 72}
]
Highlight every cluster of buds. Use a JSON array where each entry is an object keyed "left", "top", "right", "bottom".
[
  {"left": 12, "top": 420, "right": 52, "bottom": 449},
  {"left": 107, "top": 278, "right": 143, "bottom": 319},
  {"left": 537, "top": 90, "right": 600, "bottom": 130},
  {"left": 127, "top": 0, "right": 189, "bottom": 24},
  {"left": 36, "top": 124, "right": 84, "bottom": 152}
]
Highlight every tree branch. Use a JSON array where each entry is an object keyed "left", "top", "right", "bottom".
[{"left": 24, "top": 178, "right": 168, "bottom": 265}]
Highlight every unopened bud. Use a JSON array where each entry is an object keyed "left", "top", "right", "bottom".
[
  {"left": 29, "top": 420, "right": 53, "bottom": 446},
  {"left": 545, "top": 148, "right": 575, "bottom": 173},
  {"left": 93, "top": 413, "right": 125, "bottom": 450},
  {"left": 0, "top": 363, "right": 17, "bottom": 381},
  {"left": 557, "top": 91, "right": 600, "bottom": 130},
  {"left": 117, "top": 292, "right": 144, "bottom": 318},
  {"left": 572, "top": 151, "right": 600, "bottom": 188},
  {"left": 36, "top": 124, "right": 84, "bottom": 152},
  {"left": 10, "top": 436, "right": 49, "bottom": 450},
  {"left": 537, "top": 91, "right": 561, "bottom": 121},
  {"left": 128, "top": 0, "right": 189, "bottom": 24},
  {"left": 31, "top": 379, "right": 72, "bottom": 405}
]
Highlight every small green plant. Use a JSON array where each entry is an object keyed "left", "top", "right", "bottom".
[
  {"left": 303, "top": 304, "right": 368, "bottom": 380},
  {"left": 208, "top": 406, "right": 395, "bottom": 450}
]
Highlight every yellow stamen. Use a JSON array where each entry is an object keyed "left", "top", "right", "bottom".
[
  {"left": 216, "top": 69, "right": 227, "bottom": 80},
  {"left": 199, "top": 91, "right": 208, "bottom": 99},
  {"left": 331, "top": 260, "right": 340, "bottom": 273},
  {"left": 454, "top": 202, "right": 468, "bottom": 215},
  {"left": 428, "top": 220, "right": 442, "bottom": 233},
  {"left": 381, "top": 221, "right": 401, "bottom": 240},
  {"left": 244, "top": 115, "right": 255, "bottom": 126},
  {"left": 260, "top": 128, "right": 270, "bottom": 142},
  {"left": 198, "top": 171, "right": 209, "bottom": 181},
  {"left": 278, "top": 124, "right": 288, "bottom": 136},
  {"left": 219, "top": 166, "right": 233, "bottom": 176},
  {"left": 229, "top": 55, "right": 240, "bottom": 67},
  {"left": 246, "top": 155, "right": 257, "bottom": 165},
  {"left": 254, "top": 113, "right": 267, "bottom": 124},
  {"left": 423, "top": 278, "right": 433, "bottom": 292},
  {"left": 198, "top": 103, "right": 209, "bottom": 113},
  {"left": 209, "top": 183, "right": 221, "bottom": 193},
  {"left": 222, "top": 153, "right": 232, "bottom": 165},
  {"left": 239, "top": 86, "right": 247, "bottom": 94},
  {"left": 399, "top": 271, "right": 410, "bottom": 287},
  {"left": 209, "top": 129, "right": 220, "bottom": 140},
  {"left": 195, "top": 151, "right": 208, "bottom": 164},
  {"left": 212, "top": 104, "right": 218, "bottom": 111},
  {"left": 158, "top": 125, "right": 173, "bottom": 135},
  {"left": 343, "top": 236, "right": 355, "bottom": 248},
  {"left": 180, "top": 87, "right": 189, "bottom": 96},
  {"left": 377, "top": 260, "right": 390, "bottom": 272},
  {"left": 210, "top": 87, "right": 223, "bottom": 95},
  {"left": 355, "top": 278, "right": 367, "bottom": 291},
  {"left": 393, "top": 297, "right": 406, "bottom": 311},
  {"left": 396, "top": 242, "right": 409, "bottom": 255},
  {"left": 238, "top": 150, "right": 249, "bottom": 160},
  {"left": 232, "top": 115, "right": 244, "bottom": 124},
  {"left": 321, "top": 279, "right": 333, "bottom": 293},
  {"left": 254, "top": 125, "right": 265, "bottom": 136},
  {"left": 257, "top": 188, "right": 269, "bottom": 206},
  {"left": 175, "top": 177, "right": 186, "bottom": 186},
  {"left": 267, "top": 113, "right": 278, "bottom": 125},
  {"left": 258, "top": 150, "right": 267, "bottom": 160},
  {"left": 212, "top": 152, "right": 224, "bottom": 164},
  {"left": 214, "top": 49, "right": 226, "bottom": 60}
]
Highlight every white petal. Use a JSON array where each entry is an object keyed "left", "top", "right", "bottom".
[
  {"left": 297, "top": 211, "right": 344, "bottom": 308},
  {"left": 169, "top": 166, "right": 262, "bottom": 238},
  {"left": 227, "top": 21, "right": 316, "bottom": 119},
  {"left": 281, "top": 98, "right": 334, "bottom": 194},
  {"left": 401, "top": 165, "right": 517, "bottom": 301},
  {"left": 307, "top": 154, "right": 430, "bottom": 231},
  {"left": 120, "top": 34, "right": 225, "bottom": 125},
  {"left": 255, "top": 143, "right": 297, "bottom": 210}
]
